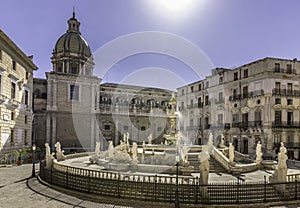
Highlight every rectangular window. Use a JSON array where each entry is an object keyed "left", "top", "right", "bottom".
[
  {"left": 190, "top": 99, "right": 194, "bottom": 107},
  {"left": 24, "top": 90, "right": 29, "bottom": 105},
  {"left": 218, "top": 92, "right": 223, "bottom": 102},
  {"left": 71, "top": 66, "right": 77, "bottom": 74},
  {"left": 242, "top": 113, "right": 248, "bottom": 122},
  {"left": 11, "top": 82, "right": 16, "bottom": 99},
  {"left": 204, "top": 117, "right": 209, "bottom": 129},
  {"left": 287, "top": 99, "right": 293, "bottom": 105},
  {"left": 24, "top": 130, "right": 27, "bottom": 145},
  {"left": 287, "top": 64, "right": 292, "bottom": 74},
  {"left": 273, "top": 134, "right": 281, "bottom": 144},
  {"left": 287, "top": 112, "right": 293, "bottom": 125},
  {"left": 70, "top": 85, "right": 79, "bottom": 100},
  {"left": 275, "top": 98, "right": 281, "bottom": 104},
  {"left": 206, "top": 82, "right": 209, "bottom": 88},
  {"left": 243, "top": 86, "right": 248, "bottom": 98},
  {"left": 12, "top": 60, "right": 16, "bottom": 70},
  {"left": 275, "top": 63, "right": 280, "bottom": 72},
  {"left": 232, "top": 114, "right": 239, "bottom": 126},
  {"left": 275, "top": 111, "right": 282, "bottom": 125},
  {"left": 217, "top": 114, "right": 223, "bottom": 125},
  {"left": 11, "top": 112, "right": 14, "bottom": 120},
  {"left": 198, "top": 84, "right": 202, "bottom": 91},
  {"left": 205, "top": 95, "right": 209, "bottom": 105},
  {"left": 244, "top": 69, "right": 248, "bottom": 78},
  {"left": 181, "top": 89, "right": 184, "bottom": 95},
  {"left": 24, "top": 115, "right": 27, "bottom": 124},
  {"left": 10, "top": 129, "right": 14, "bottom": 143},
  {"left": 255, "top": 111, "right": 261, "bottom": 121},
  {"left": 197, "top": 97, "right": 202, "bottom": 108},
  {"left": 181, "top": 101, "right": 184, "bottom": 110},
  {"left": 234, "top": 72, "right": 238, "bottom": 81},
  {"left": 190, "top": 86, "right": 194, "bottom": 92},
  {"left": 287, "top": 83, "right": 293, "bottom": 91},
  {"left": 219, "top": 77, "right": 223, "bottom": 84},
  {"left": 275, "top": 82, "right": 281, "bottom": 90}
]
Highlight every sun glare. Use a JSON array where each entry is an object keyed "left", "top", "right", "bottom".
[{"left": 158, "top": 0, "right": 195, "bottom": 13}]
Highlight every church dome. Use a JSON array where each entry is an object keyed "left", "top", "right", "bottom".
[{"left": 53, "top": 12, "right": 92, "bottom": 57}]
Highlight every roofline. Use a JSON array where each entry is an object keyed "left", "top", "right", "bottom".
[{"left": 0, "top": 29, "right": 38, "bottom": 70}]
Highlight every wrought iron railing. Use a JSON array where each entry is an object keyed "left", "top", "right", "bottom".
[
  {"left": 272, "top": 89, "right": 300, "bottom": 97},
  {"left": 272, "top": 121, "right": 300, "bottom": 128},
  {"left": 39, "top": 160, "right": 300, "bottom": 205}
]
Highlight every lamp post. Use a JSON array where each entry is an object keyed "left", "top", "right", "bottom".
[
  {"left": 175, "top": 152, "right": 180, "bottom": 208},
  {"left": 31, "top": 144, "right": 36, "bottom": 178}
]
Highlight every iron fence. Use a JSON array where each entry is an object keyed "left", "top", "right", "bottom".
[{"left": 39, "top": 160, "right": 299, "bottom": 205}]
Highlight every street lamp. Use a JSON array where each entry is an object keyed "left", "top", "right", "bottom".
[
  {"left": 175, "top": 152, "right": 180, "bottom": 208},
  {"left": 31, "top": 144, "right": 36, "bottom": 178}
]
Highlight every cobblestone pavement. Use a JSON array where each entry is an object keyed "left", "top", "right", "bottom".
[
  {"left": 0, "top": 164, "right": 171, "bottom": 208},
  {"left": 0, "top": 163, "right": 299, "bottom": 208}
]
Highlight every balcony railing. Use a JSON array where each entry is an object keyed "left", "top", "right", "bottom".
[
  {"left": 232, "top": 121, "right": 263, "bottom": 128},
  {"left": 210, "top": 123, "right": 231, "bottom": 129},
  {"left": 273, "top": 67, "right": 296, "bottom": 74},
  {"left": 229, "top": 90, "right": 264, "bottom": 102},
  {"left": 272, "top": 121, "right": 300, "bottom": 128},
  {"left": 272, "top": 88, "right": 300, "bottom": 97}
]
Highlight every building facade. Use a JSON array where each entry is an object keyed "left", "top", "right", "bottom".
[
  {"left": 0, "top": 29, "right": 38, "bottom": 153},
  {"left": 177, "top": 57, "right": 300, "bottom": 160},
  {"left": 33, "top": 13, "right": 173, "bottom": 152}
]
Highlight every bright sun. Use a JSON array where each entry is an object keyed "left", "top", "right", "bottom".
[{"left": 156, "top": 0, "right": 195, "bottom": 13}]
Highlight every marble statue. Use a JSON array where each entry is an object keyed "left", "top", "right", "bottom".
[
  {"left": 198, "top": 145, "right": 210, "bottom": 186},
  {"left": 45, "top": 143, "right": 55, "bottom": 169},
  {"left": 108, "top": 141, "right": 114, "bottom": 159},
  {"left": 126, "top": 132, "right": 130, "bottom": 145},
  {"left": 181, "top": 144, "right": 189, "bottom": 165},
  {"left": 270, "top": 142, "right": 288, "bottom": 194},
  {"left": 95, "top": 141, "right": 101, "bottom": 157},
  {"left": 132, "top": 142, "right": 138, "bottom": 159},
  {"left": 229, "top": 143, "right": 234, "bottom": 162},
  {"left": 255, "top": 141, "right": 263, "bottom": 164},
  {"left": 55, "top": 142, "right": 66, "bottom": 161},
  {"left": 218, "top": 134, "right": 226, "bottom": 148},
  {"left": 148, "top": 134, "right": 152, "bottom": 144}
]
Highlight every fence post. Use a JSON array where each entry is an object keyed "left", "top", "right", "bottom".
[
  {"left": 117, "top": 173, "right": 120, "bottom": 197},
  {"left": 295, "top": 179, "right": 298, "bottom": 200},
  {"left": 237, "top": 176, "right": 240, "bottom": 204},
  {"left": 195, "top": 177, "right": 199, "bottom": 204},
  {"left": 50, "top": 167, "right": 53, "bottom": 184},
  {"left": 154, "top": 175, "right": 157, "bottom": 201},
  {"left": 264, "top": 175, "right": 267, "bottom": 202},
  {"left": 88, "top": 170, "right": 91, "bottom": 193},
  {"left": 66, "top": 167, "right": 69, "bottom": 188}
]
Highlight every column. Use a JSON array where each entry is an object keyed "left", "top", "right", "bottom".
[
  {"left": 47, "top": 80, "right": 52, "bottom": 109},
  {"left": 115, "top": 121, "right": 119, "bottom": 145},
  {"left": 90, "top": 114, "right": 95, "bottom": 150},
  {"left": 66, "top": 61, "right": 69, "bottom": 74},
  {"left": 51, "top": 114, "right": 56, "bottom": 149},
  {"left": 46, "top": 113, "right": 51, "bottom": 145},
  {"left": 91, "top": 84, "right": 95, "bottom": 112},
  {"left": 62, "top": 61, "right": 65, "bottom": 73},
  {"left": 52, "top": 80, "right": 57, "bottom": 110}
]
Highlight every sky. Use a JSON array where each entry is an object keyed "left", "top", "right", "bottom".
[{"left": 1, "top": 0, "right": 300, "bottom": 90}]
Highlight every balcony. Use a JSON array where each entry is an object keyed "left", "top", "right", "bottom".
[
  {"left": 273, "top": 67, "right": 296, "bottom": 74},
  {"left": 210, "top": 123, "right": 231, "bottom": 129},
  {"left": 272, "top": 121, "right": 300, "bottom": 128},
  {"left": 232, "top": 121, "right": 263, "bottom": 128},
  {"left": 285, "top": 142, "right": 300, "bottom": 149},
  {"left": 229, "top": 90, "right": 264, "bottom": 102},
  {"left": 272, "top": 88, "right": 300, "bottom": 97}
]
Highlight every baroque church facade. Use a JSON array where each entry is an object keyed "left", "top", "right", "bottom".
[{"left": 33, "top": 13, "right": 173, "bottom": 152}]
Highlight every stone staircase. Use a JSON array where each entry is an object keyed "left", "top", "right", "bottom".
[{"left": 187, "top": 152, "right": 227, "bottom": 173}]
